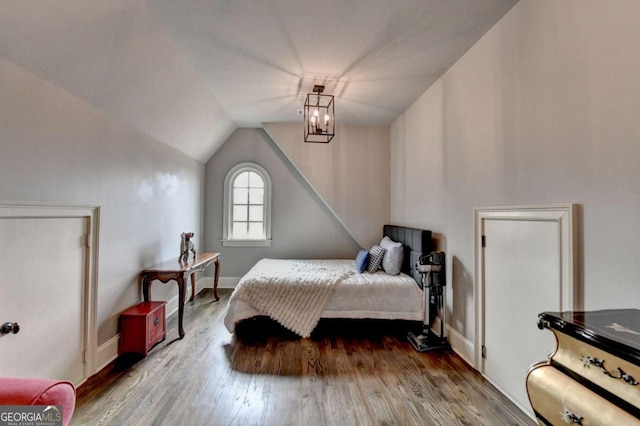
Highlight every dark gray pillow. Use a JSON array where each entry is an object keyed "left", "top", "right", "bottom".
[
  {"left": 380, "top": 236, "right": 404, "bottom": 275},
  {"left": 367, "top": 245, "right": 385, "bottom": 273}
]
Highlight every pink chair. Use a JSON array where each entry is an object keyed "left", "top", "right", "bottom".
[{"left": 0, "top": 377, "right": 76, "bottom": 426}]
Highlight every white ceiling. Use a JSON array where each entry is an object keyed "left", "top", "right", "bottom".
[{"left": 1, "top": 0, "right": 517, "bottom": 162}]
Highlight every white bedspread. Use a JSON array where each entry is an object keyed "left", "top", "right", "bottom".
[
  {"left": 228, "top": 259, "right": 352, "bottom": 337},
  {"left": 224, "top": 259, "right": 423, "bottom": 335}
]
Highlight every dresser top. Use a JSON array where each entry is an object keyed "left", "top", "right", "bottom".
[{"left": 540, "top": 309, "right": 640, "bottom": 364}]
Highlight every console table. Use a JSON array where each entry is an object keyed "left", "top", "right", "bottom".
[
  {"left": 141, "top": 252, "right": 220, "bottom": 339},
  {"left": 528, "top": 309, "right": 640, "bottom": 425}
]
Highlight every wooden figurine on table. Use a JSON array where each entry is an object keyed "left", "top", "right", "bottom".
[{"left": 179, "top": 232, "right": 196, "bottom": 262}]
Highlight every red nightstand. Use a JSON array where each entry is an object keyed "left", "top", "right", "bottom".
[{"left": 119, "top": 301, "right": 166, "bottom": 357}]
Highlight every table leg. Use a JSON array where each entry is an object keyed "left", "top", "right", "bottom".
[
  {"left": 189, "top": 271, "right": 196, "bottom": 302},
  {"left": 142, "top": 274, "right": 151, "bottom": 301},
  {"left": 177, "top": 274, "right": 186, "bottom": 339},
  {"left": 213, "top": 258, "right": 220, "bottom": 301}
]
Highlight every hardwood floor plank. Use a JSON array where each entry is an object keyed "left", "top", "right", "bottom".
[{"left": 73, "top": 289, "right": 535, "bottom": 426}]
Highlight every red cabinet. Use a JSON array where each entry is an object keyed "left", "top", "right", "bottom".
[{"left": 119, "top": 301, "right": 166, "bottom": 357}]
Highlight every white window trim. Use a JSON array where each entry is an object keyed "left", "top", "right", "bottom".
[{"left": 222, "top": 162, "right": 272, "bottom": 247}]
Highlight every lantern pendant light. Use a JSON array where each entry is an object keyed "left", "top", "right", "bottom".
[{"left": 304, "top": 85, "right": 335, "bottom": 143}]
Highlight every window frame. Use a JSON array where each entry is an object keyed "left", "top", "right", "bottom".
[{"left": 222, "top": 162, "right": 272, "bottom": 247}]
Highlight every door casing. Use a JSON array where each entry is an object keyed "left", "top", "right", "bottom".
[{"left": 474, "top": 204, "right": 578, "bottom": 369}]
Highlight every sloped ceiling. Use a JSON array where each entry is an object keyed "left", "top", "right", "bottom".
[{"left": 1, "top": 0, "right": 517, "bottom": 162}]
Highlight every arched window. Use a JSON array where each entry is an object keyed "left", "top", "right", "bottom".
[{"left": 223, "top": 162, "right": 271, "bottom": 247}]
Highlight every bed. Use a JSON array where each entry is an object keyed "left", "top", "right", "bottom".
[{"left": 223, "top": 225, "right": 433, "bottom": 337}]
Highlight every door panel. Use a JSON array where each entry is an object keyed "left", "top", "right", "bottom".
[
  {"left": 0, "top": 217, "right": 86, "bottom": 383},
  {"left": 483, "top": 218, "right": 559, "bottom": 413}
]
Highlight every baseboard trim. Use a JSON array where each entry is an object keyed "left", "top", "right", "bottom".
[
  {"left": 218, "top": 277, "right": 240, "bottom": 288},
  {"left": 447, "top": 325, "right": 474, "bottom": 367},
  {"left": 431, "top": 317, "right": 474, "bottom": 367},
  {"left": 199, "top": 277, "right": 215, "bottom": 288},
  {"left": 95, "top": 334, "right": 119, "bottom": 374}
]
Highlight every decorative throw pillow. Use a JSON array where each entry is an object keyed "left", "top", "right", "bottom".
[
  {"left": 380, "top": 236, "right": 404, "bottom": 275},
  {"left": 367, "top": 245, "right": 385, "bottom": 273},
  {"left": 355, "top": 249, "right": 369, "bottom": 273}
]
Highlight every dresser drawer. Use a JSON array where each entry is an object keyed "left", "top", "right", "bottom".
[
  {"left": 552, "top": 330, "right": 640, "bottom": 409},
  {"left": 527, "top": 364, "right": 640, "bottom": 425}
]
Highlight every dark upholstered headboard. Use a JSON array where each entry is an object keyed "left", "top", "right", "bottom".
[{"left": 383, "top": 224, "right": 434, "bottom": 288}]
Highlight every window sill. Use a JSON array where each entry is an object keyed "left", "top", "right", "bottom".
[{"left": 222, "top": 239, "right": 272, "bottom": 247}]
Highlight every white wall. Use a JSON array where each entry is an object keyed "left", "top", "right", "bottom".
[
  {"left": 391, "top": 0, "right": 640, "bottom": 345},
  {"left": 264, "top": 123, "right": 391, "bottom": 249},
  {"left": 204, "top": 128, "right": 360, "bottom": 279},
  {"left": 0, "top": 58, "right": 204, "bottom": 346}
]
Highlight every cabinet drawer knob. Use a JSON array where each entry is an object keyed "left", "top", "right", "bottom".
[
  {"left": 561, "top": 406, "right": 583, "bottom": 425},
  {"left": 154, "top": 317, "right": 160, "bottom": 326}
]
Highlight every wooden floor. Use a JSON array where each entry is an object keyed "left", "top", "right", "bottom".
[{"left": 74, "top": 289, "right": 535, "bottom": 426}]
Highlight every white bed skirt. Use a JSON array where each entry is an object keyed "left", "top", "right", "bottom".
[{"left": 224, "top": 259, "right": 423, "bottom": 334}]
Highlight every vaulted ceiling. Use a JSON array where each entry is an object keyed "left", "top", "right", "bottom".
[{"left": 1, "top": 0, "right": 517, "bottom": 162}]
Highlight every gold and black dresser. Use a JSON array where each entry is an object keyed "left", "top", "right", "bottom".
[{"left": 527, "top": 309, "right": 640, "bottom": 425}]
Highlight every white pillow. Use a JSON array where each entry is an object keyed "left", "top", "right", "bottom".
[{"left": 380, "top": 236, "right": 403, "bottom": 275}]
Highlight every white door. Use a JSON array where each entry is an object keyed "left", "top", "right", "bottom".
[
  {"left": 482, "top": 218, "right": 559, "bottom": 414},
  {"left": 0, "top": 216, "right": 87, "bottom": 384}
]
